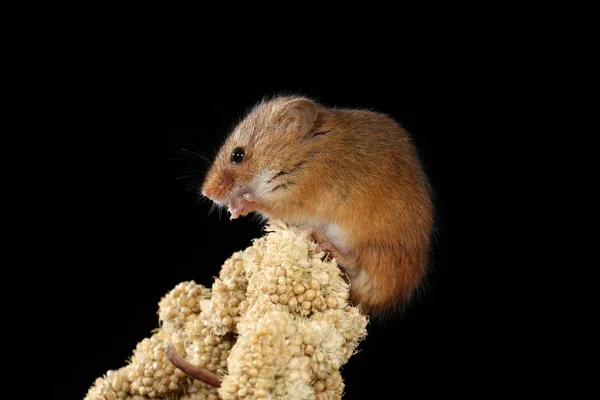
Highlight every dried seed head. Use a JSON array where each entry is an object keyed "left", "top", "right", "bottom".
[{"left": 85, "top": 221, "right": 367, "bottom": 400}]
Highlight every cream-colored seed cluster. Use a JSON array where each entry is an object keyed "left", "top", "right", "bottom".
[
  {"left": 240, "top": 222, "right": 353, "bottom": 327},
  {"left": 85, "top": 221, "right": 368, "bottom": 400},
  {"left": 85, "top": 282, "right": 224, "bottom": 400},
  {"left": 199, "top": 251, "right": 249, "bottom": 336},
  {"left": 221, "top": 310, "right": 357, "bottom": 400},
  {"left": 163, "top": 283, "right": 232, "bottom": 377}
]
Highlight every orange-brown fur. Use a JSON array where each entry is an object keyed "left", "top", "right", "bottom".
[{"left": 202, "top": 96, "right": 433, "bottom": 316}]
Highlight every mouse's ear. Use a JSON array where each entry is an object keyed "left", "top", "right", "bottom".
[{"left": 279, "top": 99, "right": 317, "bottom": 138}]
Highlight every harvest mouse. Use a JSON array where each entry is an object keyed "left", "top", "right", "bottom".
[{"left": 201, "top": 95, "right": 434, "bottom": 316}]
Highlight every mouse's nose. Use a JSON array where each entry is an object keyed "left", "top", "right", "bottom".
[{"left": 201, "top": 169, "right": 234, "bottom": 200}]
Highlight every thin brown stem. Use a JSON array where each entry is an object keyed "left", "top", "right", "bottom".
[{"left": 165, "top": 343, "right": 222, "bottom": 388}]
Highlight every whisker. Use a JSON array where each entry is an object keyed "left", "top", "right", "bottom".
[
  {"left": 175, "top": 173, "right": 203, "bottom": 181},
  {"left": 170, "top": 132, "right": 209, "bottom": 156},
  {"left": 179, "top": 147, "right": 211, "bottom": 164},
  {"left": 186, "top": 181, "right": 202, "bottom": 192},
  {"left": 169, "top": 156, "right": 204, "bottom": 166},
  {"left": 170, "top": 152, "right": 210, "bottom": 168},
  {"left": 177, "top": 168, "right": 205, "bottom": 174},
  {"left": 196, "top": 193, "right": 210, "bottom": 204}
]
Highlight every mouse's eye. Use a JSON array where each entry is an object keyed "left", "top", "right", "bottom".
[{"left": 230, "top": 147, "right": 245, "bottom": 164}]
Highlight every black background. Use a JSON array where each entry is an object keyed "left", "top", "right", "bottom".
[{"left": 39, "top": 61, "right": 497, "bottom": 399}]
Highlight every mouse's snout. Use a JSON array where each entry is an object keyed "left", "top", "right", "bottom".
[
  {"left": 201, "top": 168, "right": 235, "bottom": 201},
  {"left": 201, "top": 167, "right": 259, "bottom": 219}
]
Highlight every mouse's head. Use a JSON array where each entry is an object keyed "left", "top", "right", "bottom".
[{"left": 201, "top": 96, "right": 320, "bottom": 220}]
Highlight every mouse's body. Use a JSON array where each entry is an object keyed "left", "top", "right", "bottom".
[{"left": 201, "top": 96, "right": 433, "bottom": 316}]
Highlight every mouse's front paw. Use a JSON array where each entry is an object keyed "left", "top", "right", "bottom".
[{"left": 297, "top": 226, "right": 338, "bottom": 260}]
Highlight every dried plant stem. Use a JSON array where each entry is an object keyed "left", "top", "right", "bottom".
[{"left": 165, "top": 343, "right": 222, "bottom": 388}]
